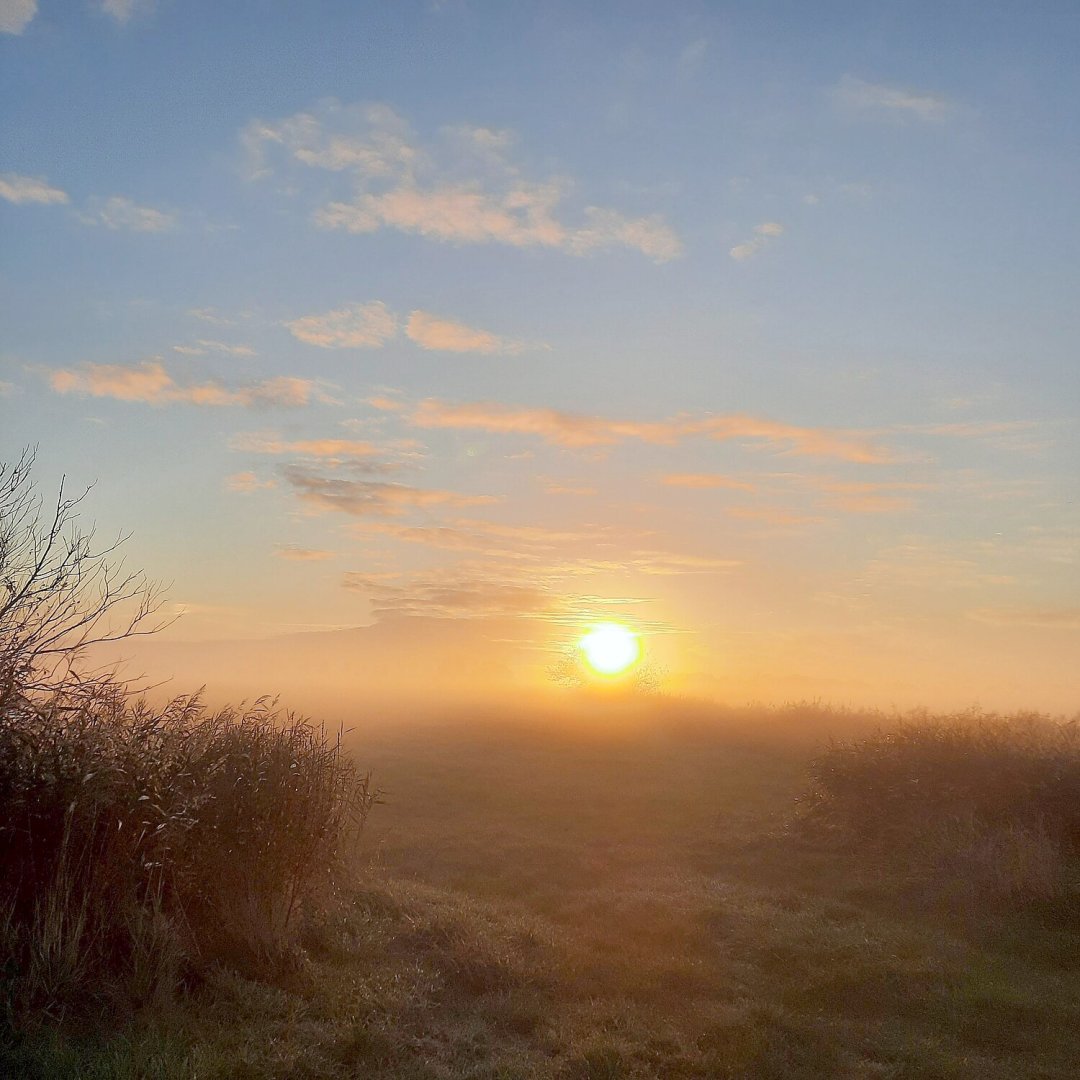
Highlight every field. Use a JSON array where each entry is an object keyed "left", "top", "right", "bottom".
[{"left": 6, "top": 700, "right": 1080, "bottom": 1079}]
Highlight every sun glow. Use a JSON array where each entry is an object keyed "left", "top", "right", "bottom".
[{"left": 578, "top": 623, "right": 641, "bottom": 676}]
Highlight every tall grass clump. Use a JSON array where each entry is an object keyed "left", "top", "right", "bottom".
[
  {"left": 0, "top": 684, "right": 378, "bottom": 1023},
  {"left": 799, "top": 710, "right": 1080, "bottom": 903}
]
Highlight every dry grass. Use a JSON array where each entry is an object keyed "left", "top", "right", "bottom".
[
  {"left": 798, "top": 709, "right": 1080, "bottom": 905},
  {"left": 4, "top": 701, "right": 1080, "bottom": 1078},
  {"left": 0, "top": 685, "right": 378, "bottom": 1025}
]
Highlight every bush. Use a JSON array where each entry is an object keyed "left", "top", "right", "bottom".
[
  {"left": 0, "top": 685, "right": 378, "bottom": 1022},
  {"left": 798, "top": 710, "right": 1080, "bottom": 903}
]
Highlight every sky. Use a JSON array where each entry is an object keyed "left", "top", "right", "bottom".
[{"left": 2, "top": 0, "right": 1079, "bottom": 711}]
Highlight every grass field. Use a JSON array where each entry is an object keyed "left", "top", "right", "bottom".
[{"left": 5, "top": 700, "right": 1080, "bottom": 1079}]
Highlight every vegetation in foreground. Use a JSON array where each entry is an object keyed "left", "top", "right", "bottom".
[
  {"left": 0, "top": 688, "right": 377, "bottom": 1026},
  {"left": 4, "top": 703, "right": 1079, "bottom": 1079}
]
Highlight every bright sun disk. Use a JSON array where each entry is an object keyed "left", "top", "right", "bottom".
[{"left": 578, "top": 623, "right": 640, "bottom": 676}]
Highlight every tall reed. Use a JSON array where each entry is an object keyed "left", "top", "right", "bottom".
[{"left": 0, "top": 685, "right": 377, "bottom": 1021}]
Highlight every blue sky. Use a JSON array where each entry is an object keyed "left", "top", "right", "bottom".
[{"left": 2, "top": 1, "right": 1078, "bottom": 709}]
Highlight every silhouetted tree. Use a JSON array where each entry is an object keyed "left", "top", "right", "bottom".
[{"left": 0, "top": 448, "right": 168, "bottom": 710}]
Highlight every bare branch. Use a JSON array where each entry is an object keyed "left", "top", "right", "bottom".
[{"left": 0, "top": 448, "right": 173, "bottom": 708}]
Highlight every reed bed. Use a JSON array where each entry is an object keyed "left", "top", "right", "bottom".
[
  {"left": 0, "top": 685, "right": 377, "bottom": 1023},
  {"left": 799, "top": 709, "right": 1080, "bottom": 902}
]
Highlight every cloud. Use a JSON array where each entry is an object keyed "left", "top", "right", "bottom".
[
  {"left": 543, "top": 482, "right": 597, "bottom": 497},
  {"left": 0, "top": 0, "right": 35, "bottom": 34},
  {"left": 229, "top": 432, "right": 383, "bottom": 462},
  {"left": 730, "top": 222, "right": 784, "bottom": 261},
  {"left": 365, "top": 394, "right": 406, "bottom": 412},
  {"left": 348, "top": 518, "right": 740, "bottom": 582},
  {"left": 274, "top": 546, "right": 335, "bottom": 562},
  {"left": 857, "top": 541, "right": 1016, "bottom": 594},
  {"left": 81, "top": 196, "right": 177, "bottom": 232},
  {"left": 663, "top": 472, "right": 930, "bottom": 514},
  {"left": 99, "top": 0, "right": 149, "bottom": 24},
  {"left": 225, "top": 472, "right": 276, "bottom": 493},
  {"left": 833, "top": 75, "right": 952, "bottom": 123},
  {"left": 405, "top": 310, "right": 525, "bottom": 354},
  {"left": 727, "top": 506, "right": 822, "bottom": 526},
  {"left": 349, "top": 517, "right": 600, "bottom": 559},
  {"left": 188, "top": 307, "right": 236, "bottom": 325},
  {"left": 244, "top": 100, "right": 682, "bottom": 262},
  {"left": 407, "top": 399, "right": 683, "bottom": 448},
  {"left": 284, "top": 466, "right": 497, "bottom": 517},
  {"left": 677, "top": 37, "right": 708, "bottom": 79},
  {"left": 968, "top": 608, "right": 1080, "bottom": 631},
  {"left": 343, "top": 567, "right": 552, "bottom": 620},
  {"left": 173, "top": 339, "right": 256, "bottom": 357},
  {"left": 700, "top": 416, "right": 888, "bottom": 462},
  {"left": 630, "top": 551, "right": 741, "bottom": 575},
  {"left": 286, "top": 301, "right": 397, "bottom": 348},
  {"left": 661, "top": 473, "right": 755, "bottom": 491},
  {"left": 48, "top": 360, "right": 320, "bottom": 407},
  {"left": 286, "top": 301, "right": 535, "bottom": 355},
  {"left": 398, "top": 397, "right": 890, "bottom": 462},
  {"left": 804, "top": 478, "right": 932, "bottom": 514},
  {"left": 0, "top": 172, "right": 68, "bottom": 205},
  {"left": 340, "top": 553, "right": 721, "bottom": 623}
]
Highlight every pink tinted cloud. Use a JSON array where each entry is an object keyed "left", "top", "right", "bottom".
[
  {"left": 402, "top": 398, "right": 890, "bottom": 461},
  {"left": 48, "top": 361, "right": 318, "bottom": 407}
]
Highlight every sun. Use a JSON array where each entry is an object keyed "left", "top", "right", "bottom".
[{"left": 578, "top": 623, "right": 641, "bottom": 676}]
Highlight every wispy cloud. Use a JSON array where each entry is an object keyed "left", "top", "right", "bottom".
[
  {"left": 285, "top": 300, "right": 533, "bottom": 356},
  {"left": 349, "top": 517, "right": 740, "bottom": 581},
  {"left": 173, "top": 339, "right": 257, "bottom": 357},
  {"left": 343, "top": 566, "right": 552, "bottom": 620},
  {"left": 285, "top": 301, "right": 397, "bottom": 348},
  {"left": 229, "top": 432, "right": 383, "bottom": 462},
  {"left": 284, "top": 466, "right": 498, "bottom": 517},
  {"left": 0, "top": 172, "right": 68, "bottom": 205},
  {"left": 543, "top": 481, "right": 597, "bottom": 497},
  {"left": 274, "top": 546, "right": 335, "bottom": 562},
  {"left": 243, "top": 100, "right": 682, "bottom": 262},
  {"left": 405, "top": 310, "right": 529, "bottom": 354},
  {"left": 48, "top": 360, "right": 320, "bottom": 407},
  {"left": 727, "top": 506, "right": 822, "bottom": 526},
  {"left": 889, "top": 418, "right": 1051, "bottom": 454},
  {"left": 388, "top": 397, "right": 890, "bottom": 462},
  {"left": 804, "top": 477, "right": 932, "bottom": 514},
  {"left": 188, "top": 307, "right": 238, "bottom": 326},
  {"left": 99, "top": 0, "right": 150, "bottom": 25},
  {"left": 856, "top": 541, "right": 1016, "bottom": 594},
  {"left": 406, "top": 398, "right": 681, "bottom": 448},
  {"left": 677, "top": 37, "right": 708, "bottom": 79},
  {"left": 968, "top": 607, "right": 1080, "bottom": 631},
  {"left": 730, "top": 221, "right": 783, "bottom": 261},
  {"left": 349, "top": 517, "right": 600, "bottom": 558},
  {"left": 80, "top": 195, "right": 177, "bottom": 232},
  {"left": 661, "top": 473, "right": 755, "bottom": 491},
  {"left": 0, "top": 0, "right": 36, "bottom": 35},
  {"left": 833, "top": 75, "right": 952, "bottom": 123},
  {"left": 225, "top": 472, "right": 277, "bottom": 493}
]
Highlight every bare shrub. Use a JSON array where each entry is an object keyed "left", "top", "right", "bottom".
[{"left": 0, "top": 449, "right": 168, "bottom": 707}]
